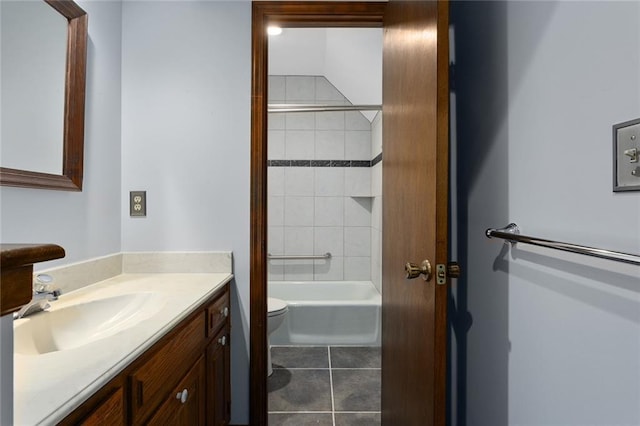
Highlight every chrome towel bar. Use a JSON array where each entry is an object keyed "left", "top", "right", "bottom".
[
  {"left": 267, "top": 252, "right": 332, "bottom": 260},
  {"left": 486, "top": 223, "right": 640, "bottom": 266}
]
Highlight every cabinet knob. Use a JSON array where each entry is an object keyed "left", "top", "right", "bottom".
[
  {"left": 221, "top": 307, "right": 229, "bottom": 317},
  {"left": 218, "top": 335, "right": 227, "bottom": 346},
  {"left": 176, "top": 389, "right": 188, "bottom": 404}
]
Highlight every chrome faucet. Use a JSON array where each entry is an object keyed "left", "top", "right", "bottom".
[{"left": 14, "top": 274, "right": 62, "bottom": 319}]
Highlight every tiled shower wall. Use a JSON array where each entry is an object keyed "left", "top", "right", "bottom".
[
  {"left": 267, "top": 76, "right": 381, "bottom": 283},
  {"left": 370, "top": 112, "right": 382, "bottom": 293}
]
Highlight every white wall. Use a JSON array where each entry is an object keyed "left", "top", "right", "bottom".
[
  {"left": 324, "top": 28, "right": 383, "bottom": 108},
  {"left": 120, "top": 2, "right": 251, "bottom": 423},
  {"left": 0, "top": 1, "right": 122, "bottom": 423},
  {"left": 269, "top": 28, "right": 382, "bottom": 113},
  {"left": 452, "top": 1, "right": 640, "bottom": 425}
]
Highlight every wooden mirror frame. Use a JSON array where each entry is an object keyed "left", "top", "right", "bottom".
[{"left": 0, "top": 0, "right": 87, "bottom": 191}]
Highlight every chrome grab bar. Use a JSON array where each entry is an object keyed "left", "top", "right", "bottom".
[
  {"left": 267, "top": 252, "right": 332, "bottom": 260},
  {"left": 486, "top": 223, "right": 640, "bottom": 266}
]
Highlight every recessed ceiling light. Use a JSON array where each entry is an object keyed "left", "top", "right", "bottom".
[{"left": 267, "top": 26, "right": 282, "bottom": 36}]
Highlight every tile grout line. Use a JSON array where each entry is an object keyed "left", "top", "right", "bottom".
[{"left": 328, "top": 346, "right": 336, "bottom": 426}]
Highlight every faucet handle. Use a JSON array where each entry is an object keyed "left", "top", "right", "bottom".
[{"left": 33, "top": 273, "right": 54, "bottom": 293}]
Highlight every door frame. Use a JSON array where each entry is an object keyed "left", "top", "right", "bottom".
[{"left": 250, "top": 2, "right": 386, "bottom": 424}]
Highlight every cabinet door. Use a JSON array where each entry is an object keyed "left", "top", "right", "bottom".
[
  {"left": 79, "top": 387, "right": 124, "bottom": 426},
  {"left": 207, "top": 327, "right": 230, "bottom": 426},
  {"left": 146, "top": 355, "right": 206, "bottom": 426},
  {"left": 129, "top": 312, "right": 205, "bottom": 424}
]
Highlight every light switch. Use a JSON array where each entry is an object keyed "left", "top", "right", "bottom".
[{"left": 613, "top": 118, "right": 640, "bottom": 192}]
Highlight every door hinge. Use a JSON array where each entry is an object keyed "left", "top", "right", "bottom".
[{"left": 436, "top": 262, "right": 461, "bottom": 285}]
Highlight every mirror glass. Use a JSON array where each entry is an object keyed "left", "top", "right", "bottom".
[
  {"left": 0, "top": 0, "right": 87, "bottom": 191},
  {"left": 1, "top": 1, "right": 68, "bottom": 175}
]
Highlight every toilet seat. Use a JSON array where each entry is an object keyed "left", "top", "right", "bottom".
[{"left": 268, "top": 297, "right": 288, "bottom": 317}]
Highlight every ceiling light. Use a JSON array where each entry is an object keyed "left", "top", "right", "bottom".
[{"left": 267, "top": 26, "right": 282, "bottom": 36}]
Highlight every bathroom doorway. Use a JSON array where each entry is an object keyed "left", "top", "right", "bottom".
[
  {"left": 251, "top": 2, "right": 451, "bottom": 425},
  {"left": 266, "top": 26, "right": 383, "bottom": 424}
]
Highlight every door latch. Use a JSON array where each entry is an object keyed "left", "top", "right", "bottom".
[{"left": 436, "top": 262, "right": 461, "bottom": 285}]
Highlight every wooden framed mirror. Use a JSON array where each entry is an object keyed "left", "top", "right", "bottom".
[{"left": 0, "top": 0, "right": 87, "bottom": 191}]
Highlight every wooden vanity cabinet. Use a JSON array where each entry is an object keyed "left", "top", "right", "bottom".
[{"left": 59, "top": 283, "right": 230, "bottom": 426}]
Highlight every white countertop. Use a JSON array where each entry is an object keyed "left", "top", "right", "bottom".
[{"left": 13, "top": 272, "right": 232, "bottom": 426}]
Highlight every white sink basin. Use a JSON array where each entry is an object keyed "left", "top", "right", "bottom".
[{"left": 14, "top": 292, "right": 167, "bottom": 355}]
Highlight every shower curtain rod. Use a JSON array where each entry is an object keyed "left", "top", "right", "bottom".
[
  {"left": 267, "top": 104, "right": 381, "bottom": 113},
  {"left": 486, "top": 223, "right": 640, "bottom": 266}
]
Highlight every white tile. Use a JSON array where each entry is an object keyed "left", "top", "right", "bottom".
[
  {"left": 314, "top": 197, "right": 344, "bottom": 226},
  {"left": 315, "top": 131, "right": 345, "bottom": 160},
  {"left": 371, "top": 162, "right": 382, "bottom": 197},
  {"left": 268, "top": 112, "right": 285, "bottom": 130},
  {"left": 346, "top": 111, "right": 371, "bottom": 130},
  {"left": 286, "top": 112, "right": 315, "bottom": 130},
  {"left": 315, "top": 77, "right": 345, "bottom": 102},
  {"left": 284, "top": 260, "right": 314, "bottom": 281},
  {"left": 314, "top": 256, "right": 344, "bottom": 281},
  {"left": 314, "top": 227, "right": 344, "bottom": 256},
  {"left": 284, "top": 168, "right": 314, "bottom": 196},
  {"left": 268, "top": 196, "right": 284, "bottom": 226},
  {"left": 286, "top": 76, "right": 315, "bottom": 102},
  {"left": 284, "top": 226, "right": 314, "bottom": 254},
  {"left": 268, "top": 263, "right": 284, "bottom": 281},
  {"left": 344, "top": 257, "right": 371, "bottom": 281},
  {"left": 371, "top": 251, "right": 381, "bottom": 293},
  {"left": 268, "top": 167, "right": 285, "bottom": 196},
  {"left": 344, "top": 168, "right": 371, "bottom": 196},
  {"left": 269, "top": 76, "right": 285, "bottom": 102},
  {"left": 371, "top": 229, "right": 381, "bottom": 267},
  {"left": 284, "top": 196, "right": 314, "bottom": 226},
  {"left": 371, "top": 197, "right": 382, "bottom": 231},
  {"left": 268, "top": 130, "right": 285, "bottom": 160},
  {"left": 344, "top": 227, "right": 371, "bottom": 256},
  {"left": 344, "top": 197, "right": 371, "bottom": 227},
  {"left": 315, "top": 168, "right": 345, "bottom": 196},
  {"left": 371, "top": 111, "right": 382, "bottom": 155},
  {"left": 285, "top": 130, "right": 315, "bottom": 160},
  {"left": 316, "top": 111, "right": 345, "bottom": 130},
  {"left": 345, "top": 131, "right": 372, "bottom": 161},
  {"left": 268, "top": 226, "right": 284, "bottom": 254}
]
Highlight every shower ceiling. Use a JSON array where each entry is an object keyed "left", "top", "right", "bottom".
[{"left": 268, "top": 27, "right": 382, "bottom": 120}]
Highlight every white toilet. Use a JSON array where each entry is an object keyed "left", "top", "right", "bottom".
[{"left": 267, "top": 297, "right": 288, "bottom": 376}]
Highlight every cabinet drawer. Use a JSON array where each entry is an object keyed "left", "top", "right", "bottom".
[
  {"left": 147, "top": 355, "right": 206, "bottom": 426},
  {"left": 129, "top": 312, "right": 205, "bottom": 424},
  {"left": 206, "top": 290, "right": 229, "bottom": 337}
]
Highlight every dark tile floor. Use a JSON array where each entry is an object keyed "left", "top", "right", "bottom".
[{"left": 268, "top": 346, "right": 381, "bottom": 426}]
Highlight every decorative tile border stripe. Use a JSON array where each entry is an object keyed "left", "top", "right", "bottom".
[{"left": 268, "top": 155, "right": 383, "bottom": 168}]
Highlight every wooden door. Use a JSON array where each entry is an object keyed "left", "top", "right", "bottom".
[{"left": 381, "top": 1, "right": 449, "bottom": 425}]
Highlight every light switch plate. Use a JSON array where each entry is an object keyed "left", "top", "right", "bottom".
[{"left": 613, "top": 118, "right": 640, "bottom": 192}]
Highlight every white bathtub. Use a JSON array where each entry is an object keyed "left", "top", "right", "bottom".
[{"left": 268, "top": 281, "right": 381, "bottom": 346}]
